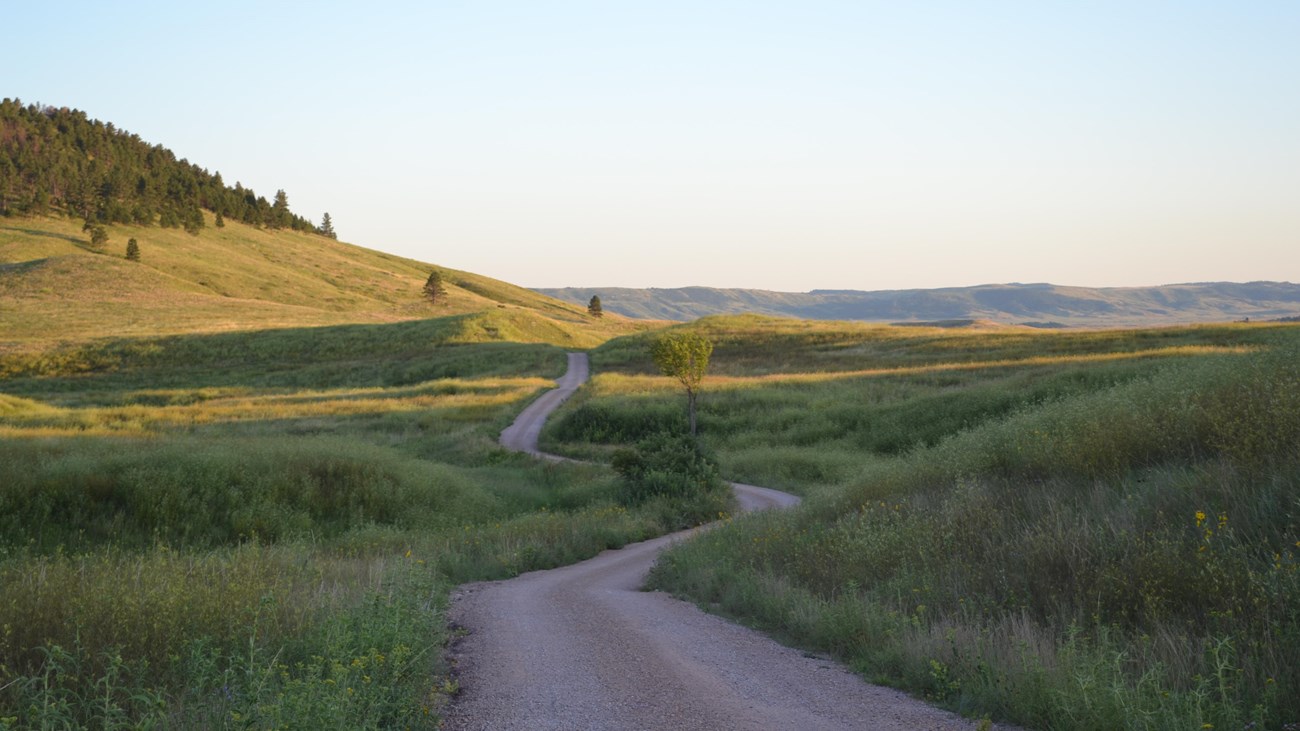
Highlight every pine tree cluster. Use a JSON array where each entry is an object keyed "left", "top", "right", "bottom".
[{"left": 0, "top": 99, "right": 318, "bottom": 233}]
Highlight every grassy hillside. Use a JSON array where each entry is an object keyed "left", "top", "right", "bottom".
[
  {"left": 537, "top": 282, "right": 1300, "bottom": 326},
  {"left": 543, "top": 317, "right": 1300, "bottom": 730},
  {"left": 1, "top": 215, "right": 641, "bottom": 348}
]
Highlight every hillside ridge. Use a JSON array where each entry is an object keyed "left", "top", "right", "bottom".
[
  {"left": 0, "top": 215, "right": 639, "bottom": 348},
  {"left": 0, "top": 98, "right": 640, "bottom": 350},
  {"left": 535, "top": 282, "right": 1300, "bottom": 327}
]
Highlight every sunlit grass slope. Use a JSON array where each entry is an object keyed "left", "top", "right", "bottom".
[
  {"left": 0, "top": 214, "right": 643, "bottom": 347},
  {"left": 543, "top": 316, "right": 1300, "bottom": 730}
]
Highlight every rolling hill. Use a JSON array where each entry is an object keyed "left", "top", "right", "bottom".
[
  {"left": 0, "top": 215, "right": 644, "bottom": 356},
  {"left": 536, "top": 282, "right": 1300, "bottom": 327},
  {"left": 1, "top": 100, "right": 646, "bottom": 358}
]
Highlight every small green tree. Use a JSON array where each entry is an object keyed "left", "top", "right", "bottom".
[
  {"left": 650, "top": 332, "right": 714, "bottom": 437},
  {"left": 215, "top": 210, "right": 225, "bottom": 228},
  {"left": 588, "top": 294, "right": 603, "bottom": 318},
  {"left": 88, "top": 225, "right": 109, "bottom": 248},
  {"left": 182, "top": 207, "right": 203, "bottom": 235},
  {"left": 125, "top": 238, "right": 140, "bottom": 262},
  {"left": 423, "top": 270, "right": 446, "bottom": 304},
  {"left": 318, "top": 212, "right": 337, "bottom": 239}
]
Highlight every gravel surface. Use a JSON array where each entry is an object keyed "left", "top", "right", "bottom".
[
  {"left": 445, "top": 353, "right": 1003, "bottom": 730},
  {"left": 498, "top": 351, "right": 588, "bottom": 458}
]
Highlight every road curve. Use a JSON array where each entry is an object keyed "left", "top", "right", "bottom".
[
  {"left": 448, "top": 353, "right": 992, "bottom": 730},
  {"left": 498, "top": 352, "right": 589, "bottom": 459}
]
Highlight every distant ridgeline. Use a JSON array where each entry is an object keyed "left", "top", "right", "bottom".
[
  {"left": 0, "top": 98, "right": 324, "bottom": 235},
  {"left": 535, "top": 282, "right": 1300, "bottom": 327}
]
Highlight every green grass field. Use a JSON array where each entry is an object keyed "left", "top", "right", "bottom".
[
  {"left": 0, "top": 329, "right": 688, "bottom": 728},
  {"left": 0, "top": 215, "right": 672, "bottom": 729},
  {"left": 544, "top": 317, "right": 1300, "bottom": 730},
  {"left": 6, "top": 212, "right": 1299, "bottom": 729}
]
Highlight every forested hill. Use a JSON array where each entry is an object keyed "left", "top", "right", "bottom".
[
  {"left": 536, "top": 282, "right": 1300, "bottom": 327},
  {"left": 0, "top": 99, "right": 321, "bottom": 234}
]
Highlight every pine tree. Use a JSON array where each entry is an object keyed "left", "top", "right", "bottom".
[
  {"left": 424, "top": 270, "right": 446, "bottom": 304},
  {"left": 0, "top": 99, "right": 320, "bottom": 231},
  {"left": 88, "top": 225, "right": 109, "bottom": 247},
  {"left": 270, "top": 189, "right": 290, "bottom": 228},
  {"left": 318, "top": 212, "right": 336, "bottom": 239},
  {"left": 182, "top": 207, "right": 204, "bottom": 235},
  {"left": 215, "top": 210, "right": 225, "bottom": 228},
  {"left": 588, "top": 295, "right": 603, "bottom": 318},
  {"left": 125, "top": 238, "right": 140, "bottom": 261}
]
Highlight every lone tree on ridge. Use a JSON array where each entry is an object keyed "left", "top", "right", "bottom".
[
  {"left": 318, "top": 212, "right": 337, "bottom": 239},
  {"left": 588, "top": 294, "right": 603, "bottom": 318},
  {"left": 125, "top": 238, "right": 140, "bottom": 261},
  {"left": 424, "top": 270, "right": 447, "bottom": 304},
  {"left": 650, "top": 331, "right": 714, "bottom": 437}
]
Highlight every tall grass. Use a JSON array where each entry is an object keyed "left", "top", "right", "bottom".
[
  {"left": 588, "top": 314, "right": 1285, "bottom": 375},
  {"left": 547, "top": 341, "right": 1258, "bottom": 490},
  {"left": 0, "top": 323, "right": 682, "bottom": 728},
  {"left": 0, "top": 436, "right": 496, "bottom": 550},
  {"left": 1, "top": 547, "right": 449, "bottom": 730},
  {"left": 550, "top": 320, "right": 1300, "bottom": 728}
]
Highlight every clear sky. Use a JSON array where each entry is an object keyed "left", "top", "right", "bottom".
[{"left": 8, "top": 1, "right": 1299, "bottom": 291}]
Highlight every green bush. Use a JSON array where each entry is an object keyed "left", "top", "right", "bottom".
[
  {"left": 612, "top": 433, "right": 726, "bottom": 503},
  {"left": 609, "top": 434, "right": 734, "bottom": 528}
]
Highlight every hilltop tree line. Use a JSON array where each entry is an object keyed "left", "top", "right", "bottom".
[{"left": 0, "top": 98, "right": 332, "bottom": 236}]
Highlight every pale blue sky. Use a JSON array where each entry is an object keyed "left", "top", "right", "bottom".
[{"left": 8, "top": 2, "right": 1299, "bottom": 290}]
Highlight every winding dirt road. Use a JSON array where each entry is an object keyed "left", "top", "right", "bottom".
[
  {"left": 445, "top": 353, "right": 992, "bottom": 730},
  {"left": 498, "top": 352, "right": 590, "bottom": 460}
]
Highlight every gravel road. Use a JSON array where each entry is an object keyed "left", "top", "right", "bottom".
[
  {"left": 445, "top": 353, "right": 997, "bottom": 730},
  {"left": 498, "top": 351, "right": 589, "bottom": 459}
]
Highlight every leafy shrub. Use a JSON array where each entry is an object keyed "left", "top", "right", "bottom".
[
  {"left": 613, "top": 440, "right": 734, "bottom": 530},
  {"left": 612, "top": 433, "right": 729, "bottom": 507}
]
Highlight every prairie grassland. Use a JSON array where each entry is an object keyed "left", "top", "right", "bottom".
[
  {"left": 545, "top": 318, "right": 1300, "bottom": 729},
  {"left": 587, "top": 314, "right": 1277, "bottom": 375},
  {"left": 0, "top": 317, "right": 680, "bottom": 729}
]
